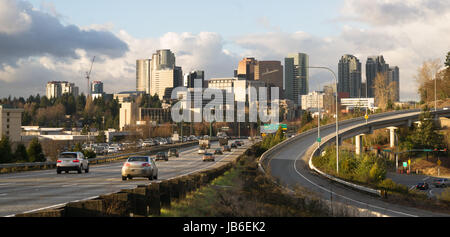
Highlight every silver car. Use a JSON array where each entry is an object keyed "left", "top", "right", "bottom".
[
  {"left": 56, "top": 152, "right": 89, "bottom": 174},
  {"left": 122, "top": 156, "right": 158, "bottom": 181}
]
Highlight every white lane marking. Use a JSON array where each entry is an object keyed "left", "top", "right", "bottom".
[
  {"left": 62, "top": 184, "right": 78, "bottom": 187},
  {"left": 292, "top": 145, "right": 417, "bottom": 217},
  {"left": 4, "top": 195, "right": 100, "bottom": 217},
  {"left": 4, "top": 141, "right": 246, "bottom": 217},
  {"left": 0, "top": 193, "right": 7, "bottom": 196},
  {"left": 0, "top": 183, "right": 12, "bottom": 186},
  {"left": 423, "top": 177, "right": 430, "bottom": 181}
]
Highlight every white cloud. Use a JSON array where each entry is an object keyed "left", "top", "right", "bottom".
[{"left": 0, "top": 0, "right": 32, "bottom": 34}]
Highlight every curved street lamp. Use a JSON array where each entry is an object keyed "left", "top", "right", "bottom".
[{"left": 302, "top": 66, "right": 340, "bottom": 174}]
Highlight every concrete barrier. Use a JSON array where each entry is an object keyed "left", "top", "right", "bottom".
[{"left": 0, "top": 141, "right": 199, "bottom": 174}]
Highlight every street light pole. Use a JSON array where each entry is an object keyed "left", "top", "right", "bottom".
[{"left": 305, "top": 66, "right": 339, "bottom": 174}]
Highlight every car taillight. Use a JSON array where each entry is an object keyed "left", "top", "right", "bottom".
[
  {"left": 57, "top": 160, "right": 62, "bottom": 163},
  {"left": 124, "top": 163, "right": 130, "bottom": 167},
  {"left": 142, "top": 163, "right": 151, "bottom": 167},
  {"left": 73, "top": 159, "right": 80, "bottom": 163}
]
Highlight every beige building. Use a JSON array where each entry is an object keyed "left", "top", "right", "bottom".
[
  {"left": 208, "top": 77, "right": 267, "bottom": 103},
  {"left": 150, "top": 50, "right": 183, "bottom": 100},
  {"left": 119, "top": 102, "right": 138, "bottom": 131},
  {"left": 0, "top": 105, "right": 24, "bottom": 142},
  {"left": 136, "top": 59, "right": 151, "bottom": 94},
  {"left": 46, "top": 81, "right": 79, "bottom": 99},
  {"left": 301, "top": 91, "right": 324, "bottom": 111}
]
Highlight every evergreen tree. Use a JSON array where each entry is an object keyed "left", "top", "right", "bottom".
[
  {"left": 0, "top": 136, "right": 13, "bottom": 163},
  {"left": 27, "top": 138, "right": 46, "bottom": 162},
  {"left": 14, "top": 143, "right": 29, "bottom": 162}
]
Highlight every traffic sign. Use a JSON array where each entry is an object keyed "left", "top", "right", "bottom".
[
  {"left": 437, "top": 159, "right": 442, "bottom": 166},
  {"left": 403, "top": 162, "right": 408, "bottom": 168},
  {"left": 408, "top": 159, "right": 411, "bottom": 166},
  {"left": 317, "top": 137, "right": 322, "bottom": 143},
  {"left": 364, "top": 114, "right": 369, "bottom": 120}
]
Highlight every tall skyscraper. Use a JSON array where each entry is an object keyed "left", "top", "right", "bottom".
[
  {"left": 388, "top": 66, "right": 400, "bottom": 102},
  {"left": 255, "top": 61, "right": 284, "bottom": 91},
  {"left": 236, "top": 58, "right": 284, "bottom": 97},
  {"left": 338, "top": 55, "right": 362, "bottom": 98},
  {"left": 136, "top": 59, "right": 151, "bottom": 94},
  {"left": 150, "top": 49, "right": 183, "bottom": 100},
  {"left": 91, "top": 81, "right": 104, "bottom": 94},
  {"left": 237, "top": 57, "right": 258, "bottom": 80},
  {"left": 185, "top": 70, "right": 205, "bottom": 88},
  {"left": 285, "top": 53, "right": 309, "bottom": 105},
  {"left": 365, "top": 55, "right": 389, "bottom": 98}
]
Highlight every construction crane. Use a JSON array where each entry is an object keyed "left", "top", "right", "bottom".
[{"left": 85, "top": 56, "right": 96, "bottom": 97}]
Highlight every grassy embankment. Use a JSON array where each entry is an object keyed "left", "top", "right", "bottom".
[{"left": 159, "top": 143, "right": 331, "bottom": 217}]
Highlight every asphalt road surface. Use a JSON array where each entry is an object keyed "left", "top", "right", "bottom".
[
  {"left": 267, "top": 111, "right": 450, "bottom": 217},
  {"left": 0, "top": 140, "right": 249, "bottom": 217}
]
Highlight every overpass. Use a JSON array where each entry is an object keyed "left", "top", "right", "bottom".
[{"left": 260, "top": 109, "right": 450, "bottom": 217}]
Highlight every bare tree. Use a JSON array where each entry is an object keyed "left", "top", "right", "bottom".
[
  {"left": 373, "top": 72, "right": 395, "bottom": 110},
  {"left": 415, "top": 59, "right": 441, "bottom": 103}
]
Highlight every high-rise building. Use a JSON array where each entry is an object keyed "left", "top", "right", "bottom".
[
  {"left": 388, "top": 66, "right": 400, "bottom": 102},
  {"left": 285, "top": 53, "right": 309, "bottom": 105},
  {"left": 0, "top": 105, "right": 24, "bottom": 142},
  {"left": 150, "top": 49, "right": 183, "bottom": 100},
  {"left": 136, "top": 59, "right": 151, "bottom": 94},
  {"left": 365, "top": 55, "right": 389, "bottom": 98},
  {"left": 255, "top": 60, "right": 284, "bottom": 92},
  {"left": 237, "top": 58, "right": 258, "bottom": 80},
  {"left": 91, "top": 81, "right": 104, "bottom": 94},
  {"left": 46, "top": 81, "right": 78, "bottom": 99},
  {"left": 185, "top": 70, "right": 205, "bottom": 88},
  {"left": 236, "top": 58, "right": 284, "bottom": 97},
  {"left": 338, "top": 55, "right": 362, "bottom": 98}
]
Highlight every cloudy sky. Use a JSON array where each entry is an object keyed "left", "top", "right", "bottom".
[{"left": 0, "top": 0, "right": 449, "bottom": 101}]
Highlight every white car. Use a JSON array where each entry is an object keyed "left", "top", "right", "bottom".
[
  {"left": 198, "top": 148, "right": 206, "bottom": 154},
  {"left": 56, "top": 152, "right": 89, "bottom": 174},
  {"left": 108, "top": 147, "right": 118, "bottom": 153}
]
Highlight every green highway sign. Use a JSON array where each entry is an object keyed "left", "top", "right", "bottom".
[
  {"left": 423, "top": 149, "right": 433, "bottom": 152},
  {"left": 317, "top": 137, "right": 321, "bottom": 143},
  {"left": 403, "top": 162, "right": 408, "bottom": 168}
]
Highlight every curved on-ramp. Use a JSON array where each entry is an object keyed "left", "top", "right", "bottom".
[{"left": 260, "top": 109, "right": 450, "bottom": 217}]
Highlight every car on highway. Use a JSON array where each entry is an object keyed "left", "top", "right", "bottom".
[
  {"left": 231, "top": 143, "right": 237, "bottom": 149},
  {"left": 168, "top": 148, "right": 179, "bottom": 157},
  {"left": 416, "top": 182, "right": 429, "bottom": 190},
  {"left": 235, "top": 141, "right": 242, "bottom": 146},
  {"left": 155, "top": 152, "right": 168, "bottom": 161},
  {"left": 121, "top": 156, "right": 158, "bottom": 181},
  {"left": 107, "top": 146, "right": 118, "bottom": 154},
  {"left": 432, "top": 178, "right": 449, "bottom": 188},
  {"left": 222, "top": 145, "right": 231, "bottom": 152},
  {"left": 56, "top": 152, "right": 89, "bottom": 174},
  {"left": 214, "top": 148, "right": 223, "bottom": 155},
  {"left": 202, "top": 153, "right": 215, "bottom": 162},
  {"left": 198, "top": 147, "right": 207, "bottom": 154}
]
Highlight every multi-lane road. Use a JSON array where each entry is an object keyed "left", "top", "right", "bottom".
[
  {"left": 0, "top": 140, "right": 250, "bottom": 217},
  {"left": 267, "top": 110, "right": 450, "bottom": 217}
]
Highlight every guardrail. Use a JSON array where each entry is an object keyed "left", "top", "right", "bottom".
[{"left": 0, "top": 141, "right": 199, "bottom": 174}]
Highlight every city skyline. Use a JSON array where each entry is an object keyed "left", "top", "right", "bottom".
[{"left": 1, "top": 0, "right": 450, "bottom": 101}]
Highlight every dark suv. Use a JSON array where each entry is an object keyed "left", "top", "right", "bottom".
[
  {"left": 155, "top": 152, "right": 168, "bottom": 161},
  {"left": 168, "top": 148, "right": 179, "bottom": 157}
]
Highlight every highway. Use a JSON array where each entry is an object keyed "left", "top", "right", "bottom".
[
  {"left": 267, "top": 110, "right": 450, "bottom": 217},
  {"left": 0, "top": 140, "right": 249, "bottom": 217}
]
